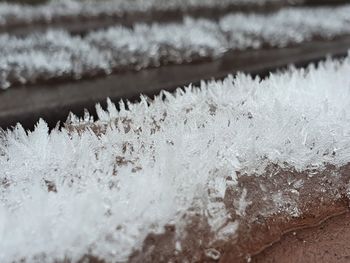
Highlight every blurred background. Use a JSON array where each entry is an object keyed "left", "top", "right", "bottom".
[{"left": 0, "top": 0, "right": 349, "bottom": 130}]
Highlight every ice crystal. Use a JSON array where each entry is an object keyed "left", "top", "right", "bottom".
[
  {"left": 1, "top": 55, "right": 350, "bottom": 262},
  {"left": 0, "top": 0, "right": 290, "bottom": 28},
  {"left": 1, "top": 5, "right": 350, "bottom": 89},
  {"left": 235, "top": 188, "right": 251, "bottom": 216}
]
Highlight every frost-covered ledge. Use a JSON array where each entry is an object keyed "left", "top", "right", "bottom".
[
  {"left": 1, "top": 5, "right": 350, "bottom": 89},
  {"left": 0, "top": 0, "right": 295, "bottom": 30},
  {"left": 1, "top": 55, "right": 350, "bottom": 262}
]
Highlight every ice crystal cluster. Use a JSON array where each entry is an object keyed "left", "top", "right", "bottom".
[
  {"left": 0, "top": 0, "right": 287, "bottom": 27},
  {"left": 1, "top": 55, "right": 350, "bottom": 262},
  {"left": 1, "top": 5, "right": 350, "bottom": 89}
]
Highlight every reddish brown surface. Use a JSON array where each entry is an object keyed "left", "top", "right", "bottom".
[
  {"left": 252, "top": 211, "right": 350, "bottom": 263},
  {"left": 75, "top": 207, "right": 350, "bottom": 263},
  {"left": 218, "top": 164, "right": 350, "bottom": 263},
  {"left": 125, "top": 164, "right": 350, "bottom": 263}
]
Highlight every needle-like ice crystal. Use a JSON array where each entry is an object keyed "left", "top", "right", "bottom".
[
  {"left": 0, "top": 0, "right": 291, "bottom": 28},
  {"left": 1, "top": 55, "right": 350, "bottom": 262},
  {"left": 1, "top": 5, "right": 350, "bottom": 89}
]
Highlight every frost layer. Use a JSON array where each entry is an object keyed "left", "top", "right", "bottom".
[
  {"left": 1, "top": 56, "right": 350, "bottom": 262},
  {"left": 0, "top": 0, "right": 287, "bottom": 27},
  {"left": 1, "top": 5, "right": 350, "bottom": 89}
]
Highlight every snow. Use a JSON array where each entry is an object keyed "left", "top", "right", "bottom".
[
  {"left": 1, "top": 5, "right": 350, "bottom": 89},
  {"left": 1, "top": 55, "right": 350, "bottom": 262},
  {"left": 0, "top": 0, "right": 289, "bottom": 28}
]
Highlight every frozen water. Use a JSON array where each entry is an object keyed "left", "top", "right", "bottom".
[
  {"left": 0, "top": 0, "right": 290, "bottom": 28},
  {"left": 1, "top": 5, "right": 350, "bottom": 88},
  {"left": 220, "top": 6, "right": 350, "bottom": 48},
  {"left": 1, "top": 55, "right": 350, "bottom": 262}
]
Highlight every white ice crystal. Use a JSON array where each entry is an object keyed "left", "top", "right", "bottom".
[
  {"left": 1, "top": 5, "right": 350, "bottom": 89},
  {"left": 235, "top": 188, "right": 251, "bottom": 217},
  {"left": 0, "top": 0, "right": 290, "bottom": 28},
  {"left": 1, "top": 55, "right": 350, "bottom": 262}
]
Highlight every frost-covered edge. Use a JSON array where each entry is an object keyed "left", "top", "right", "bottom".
[
  {"left": 1, "top": 5, "right": 350, "bottom": 89},
  {"left": 1, "top": 55, "right": 350, "bottom": 262},
  {"left": 0, "top": 0, "right": 288, "bottom": 27}
]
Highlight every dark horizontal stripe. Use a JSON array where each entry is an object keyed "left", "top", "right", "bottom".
[{"left": 303, "top": 0, "right": 349, "bottom": 6}]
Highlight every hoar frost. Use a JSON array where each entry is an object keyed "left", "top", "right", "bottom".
[
  {"left": 1, "top": 55, "right": 350, "bottom": 262},
  {"left": 1, "top": 5, "right": 350, "bottom": 88},
  {"left": 0, "top": 0, "right": 292, "bottom": 28}
]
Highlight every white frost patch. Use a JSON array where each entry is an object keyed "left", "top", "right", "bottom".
[
  {"left": 293, "top": 179, "right": 304, "bottom": 189},
  {"left": 0, "top": 0, "right": 289, "bottom": 27},
  {"left": 216, "top": 221, "right": 239, "bottom": 241},
  {"left": 206, "top": 202, "right": 230, "bottom": 232},
  {"left": 205, "top": 248, "right": 221, "bottom": 260},
  {"left": 235, "top": 188, "right": 252, "bottom": 217},
  {"left": 1, "top": 56, "right": 350, "bottom": 262},
  {"left": 1, "top": 5, "right": 350, "bottom": 88},
  {"left": 208, "top": 177, "right": 227, "bottom": 200},
  {"left": 272, "top": 191, "right": 300, "bottom": 217}
]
